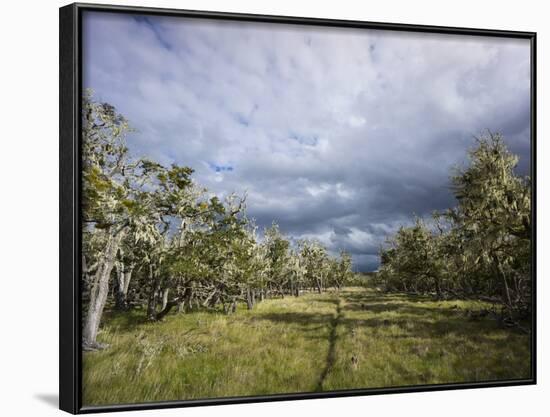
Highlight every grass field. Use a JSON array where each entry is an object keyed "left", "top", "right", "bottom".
[{"left": 83, "top": 287, "right": 531, "bottom": 406}]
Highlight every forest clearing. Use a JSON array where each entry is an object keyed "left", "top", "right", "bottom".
[{"left": 83, "top": 286, "right": 530, "bottom": 405}]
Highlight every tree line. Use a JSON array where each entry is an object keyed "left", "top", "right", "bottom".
[
  {"left": 81, "top": 92, "right": 354, "bottom": 350},
  {"left": 378, "top": 133, "right": 531, "bottom": 323}
]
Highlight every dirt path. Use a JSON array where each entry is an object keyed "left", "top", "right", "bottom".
[{"left": 315, "top": 296, "right": 343, "bottom": 391}]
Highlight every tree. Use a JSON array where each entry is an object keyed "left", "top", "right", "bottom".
[
  {"left": 379, "top": 133, "right": 531, "bottom": 320},
  {"left": 448, "top": 132, "right": 531, "bottom": 317},
  {"left": 329, "top": 251, "right": 354, "bottom": 290},
  {"left": 378, "top": 219, "right": 442, "bottom": 295},
  {"left": 81, "top": 91, "right": 135, "bottom": 349},
  {"left": 263, "top": 224, "right": 291, "bottom": 297},
  {"left": 81, "top": 92, "right": 203, "bottom": 345},
  {"left": 299, "top": 240, "right": 330, "bottom": 293}
]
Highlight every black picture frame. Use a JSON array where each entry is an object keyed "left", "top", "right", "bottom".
[{"left": 59, "top": 3, "right": 537, "bottom": 414}]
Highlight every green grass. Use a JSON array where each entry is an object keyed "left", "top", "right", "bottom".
[{"left": 83, "top": 287, "right": 531, "bottom": 406}]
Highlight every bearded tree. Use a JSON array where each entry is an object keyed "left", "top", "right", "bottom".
[
  {"left": 81, "top": 91, "right": 136, "bottom": 349},
  {"left": 299, "top": 240, "right": 330, "bottom": 293},
  {"left": 163, "top": 229, "right": 209, "bottom": 314},
  {"left": 81, "top": 92, "right": 203, "bottom": 344},
  {"left": 138, "top": 164, "right": 226, "bottom": 321},
  {"left": 329, "top": 251, "right": 354, "bottom": 290},
  {"left": 263, "top": 224, "right": 292, "bottom": 297},
  {"left": 154, "top": 193, "right": 249, "bottom": 315},
  {"left": 247, "top": 230, "right": 270, "bottom": 302},
  {"left": 379, "top": 133, "right": 531, "bottom": 321},
  {"left": 378, "top": 219, "right": 442, "bottom": 295},
  {"left": 208, "top": 194, "right": 250, "bottom": 310},
  {"left": 448, "top": 132, "right": 531, "bottom": 316},
  {"left": 286, "top": 250, "right": 306, "bottom": 297}
]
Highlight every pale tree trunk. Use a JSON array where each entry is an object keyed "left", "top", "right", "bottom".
[
  {"left": 82, "top": 254, "right": 90, "bottom": 294},
  {"left": 177, "top": 288, "right": 186, "bottom": 313},
  {"left": 178, "top": 286, "right": 193, "bottom": 313},
  {"left": 246, "top": 288, "right": 254, "bottom": 310},
  {"left": 494, "top": 255, "right": 513, "bottom": 316},
  {"left": 147, "top": 265, "right": 160, "bottom": 321},
  {"left": 82, "top": 230, "right": 125, "bottom": 349},
  {"left": 156, "top": 297, "right": 179, "bottom": 321},
  {"left": 202, "top": 289, "right": 218, "bottom": 307},
  {"left": 161, "top": 288, "right": 170, "bottom": 311},
  {"left": 435, "top": 276, "right": 442, "bottom": 299},
  {"left": 147, "top": 290, "right": 159, "bottom": 320},
  {"left": 115, "top": 263, "right": 133, "bottom": 310},
  {"left": 122, "top": 267, "right": 133, "bottom": 299}
]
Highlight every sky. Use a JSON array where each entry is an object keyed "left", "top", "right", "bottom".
[{"left": 82, "top": 11, "right": 531, "bottom": 271}]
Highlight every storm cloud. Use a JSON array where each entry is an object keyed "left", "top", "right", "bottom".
[{"left": 82, "top": 12, "right": 531, "bottom": 271}]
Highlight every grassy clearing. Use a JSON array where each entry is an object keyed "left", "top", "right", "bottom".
[{"left": 83, "top": 287, "right": 531, "bottom": 406}]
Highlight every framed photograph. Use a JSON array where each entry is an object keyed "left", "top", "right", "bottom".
[{"left": 59, "top": 2, "right": 536, "bottom": 414}]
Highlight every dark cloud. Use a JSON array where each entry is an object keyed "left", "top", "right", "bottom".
[{"left": 82, "top": 12, "right": 531, "bottom": 271}]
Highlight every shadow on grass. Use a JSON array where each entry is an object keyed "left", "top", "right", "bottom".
[
  {"left": 252, "top": 311, "right": 336, "bottom": 327},
  {"left": 102, "top": 303, "right": 236, "bottom": 333},
  {"left": 340, "top": 290, "right": 434, "bottom": 304},
  {"left": 315, "top": 299, "right": 342, "bottom": 391},
  {"left": 252, "top": 290, "right": 528, "bottom": 345},
  {"left": 102, "top": 289, "right": 529, "bottom": 349},
  {"left": 343, "top": 301, "right": 462, "bottom": 318},
  {"left": 102, "top": 309, "right": 148, "bottom": 332},
  {"left": 310, "top": 297, "right": 341, "bottom": 305}
]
